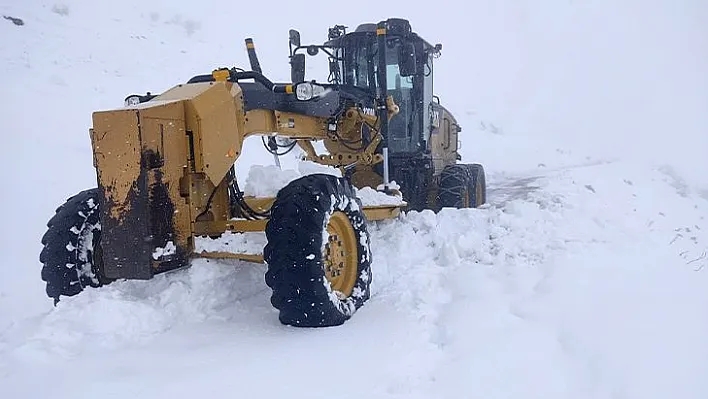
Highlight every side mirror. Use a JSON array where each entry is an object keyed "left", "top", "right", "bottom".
[
  {"left": 289, "top": 29, "right": 301, "bottom": 48},
  {"left": 398, "top": 42, "right": 417, "bottom": 77},
  {"left": 290, "top": 53, "right": 306, "bottom": 83}
]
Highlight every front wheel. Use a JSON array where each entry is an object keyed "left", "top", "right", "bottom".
[
  {"left": 40, "top": 188, "right": 109, "bottom": 304},
  {"left": 264, "top": 174, "right": 372, "bottom": 327}
]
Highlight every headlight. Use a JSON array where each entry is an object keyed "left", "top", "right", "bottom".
[
  {"left": 295, "top": 82, "right": 327, "bottom": 101},
  {"left": 124, "top": 95, "right": 142, "bottom": 107},
  {"left": 124, "top": 92, "right": 157, "bottom": 107},
  {"left": 296, "top": 83, "right": 313, "bottom": 101}
]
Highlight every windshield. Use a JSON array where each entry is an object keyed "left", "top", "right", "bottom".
[
  {"left": 337, "top": 35, "right": 424, "bottom": 153},
  {"left": 383, "top": 41, "right": 420, "bottom": 153},
  {"left": 338, "top": 37, "right": 376, "bottom": 88}
]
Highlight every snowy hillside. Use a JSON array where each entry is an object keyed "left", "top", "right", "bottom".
[{"left": 1, "top": 1, "right": 707, "bottom": 398}]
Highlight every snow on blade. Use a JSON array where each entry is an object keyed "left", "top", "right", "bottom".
[
  {"left": 243, "top": 165, "right": 301, "bottom": 198},
  {"left": 243, "top": 161, "right": 404, "bottom": 206},
  {"left": 193, "top": 231, "right": 266, "bottom": 254},
  {"left": 152, "top": 241, "right": 176, "bottom": 260},
  {"left": 354, "top": 186, "right": 406, "bottom": 207},
  {"left": 243, "top": 161, "right": 341, "bottom": 197}
]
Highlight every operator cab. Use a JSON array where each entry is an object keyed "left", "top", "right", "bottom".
[{"left": 291, "top": 18, "right": 442, "bottom": 155}]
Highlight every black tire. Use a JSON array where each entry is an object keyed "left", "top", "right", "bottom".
[
  {"left": 40, "top": 188, "right": 108, "bottom": 304},
  {"left": 264, "top": 174, "right": 372, "bottom": 327},
  {"left": 466, "top": 163, "right": 487, "bottom": 207},
  {"left": 438, "top": 164, "right": 472, "bottom": 208},
  {"left": 438, "top": 163, "right": 487, "bottom": 209}
]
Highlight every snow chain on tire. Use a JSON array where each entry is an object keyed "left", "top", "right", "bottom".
[
  {"left": 40, "top": 188, "right": 107, "bottom": 303},
  {"left": 438, "top": 163, "right": 486, "bottom": 209},
  {"left": 264, "top": 174, "right": 372, "bottom": 327},
  {"left": 466, "top": 163, "right": 487, "bottom": 206},
  {"left": 438, "top": 164, "right": 472, "bottom": 208}
]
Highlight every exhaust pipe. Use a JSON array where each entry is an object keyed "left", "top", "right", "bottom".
[{"left": 245, "top": 38, "right": 281, "bottom": 169}]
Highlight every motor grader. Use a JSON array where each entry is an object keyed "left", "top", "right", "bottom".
[{"left": 40, "top": 18, "right": 486, "bottom": 327}]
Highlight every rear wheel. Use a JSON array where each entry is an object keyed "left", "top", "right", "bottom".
[
  {"left": 438, "top": 163, "right": 487, "bottom": 208},
  {"left": 466, "top": 163, "right": 487, "bottom": 207},
  {"left": 40, "top": 188, "right": 108, "bottom": 304},
  {"left": 438, "top": 164, "right": 472, "bottom": 208},
  {"left": 264, "top": 174, "right": 372, "bottom": 327}
]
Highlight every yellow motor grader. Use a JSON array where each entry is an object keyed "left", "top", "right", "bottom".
[{"left": 40, "top": 18, "right": 486, "bottom": 327}]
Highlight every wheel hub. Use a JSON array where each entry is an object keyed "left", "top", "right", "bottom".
[{"left": 323, "top": 211, "right": 358, "bottom": 297}]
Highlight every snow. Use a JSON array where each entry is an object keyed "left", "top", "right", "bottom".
[
  {"left": 152, "top": 241, "right": 177, "bottom": 260},
  {"left": 193, "top": 232, "right": 266, "bottom": 255},
  {"left": 132, "top": 98, "right": 182, "bottom": 110},
  {"left": 243, "top": 165, "right": 301, "bottom": 197},
  {"left": 3, "top": 160, "right": 707, "bottom": 398},
  {"left": 244, "top": 161, "right": 403, "bottom": 207},
  {"left": 2, "top": 1, "right": 708, "bottom": 398},
  {"left": 296, "top": 158, "right": 342, "bottom": 178},
  {"left": 355, "top": 186, "right": 405, "bottom": 207},
  {"left": 377, "top": 181, "right": 400, "bottom": 191},
  {"left": 243, "top": 161, "right": 341, "bottom": 197}
]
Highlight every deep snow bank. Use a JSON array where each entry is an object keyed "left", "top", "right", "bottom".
[{"left": 2, "top": 160, "right": 706, "bottom": 398}]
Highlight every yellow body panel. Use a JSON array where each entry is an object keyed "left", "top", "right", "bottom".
[
  {"left": 90, "top": 109, "right": 141, "bottom": 219},
  {"left": 190, "top": 83, "right": 245, "bottom": 184},
  {"left": 90, "top": 79, "right": 404, "bottom": 277}
]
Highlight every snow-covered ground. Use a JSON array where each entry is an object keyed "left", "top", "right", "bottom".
[
  {"left": 2, "top": 161, "right": 706, "bottom": 398},
  {"left": 1, "top": 1, "right": 707, "bottom": 398}
]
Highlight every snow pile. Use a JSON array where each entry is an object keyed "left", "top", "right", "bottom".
[
  {"left": 1, "top": 260, "right": 269, "bottom": 356},
  {"left": 368, "top": 161, "right": 708, "bottom": 398},
  {"left": 194, "top": 232, "right": 266, "bottom": 254},
  {"left": 242, "top": 161, "right": 404, "bottom": 206},
  {"left": 296, "top": 159, "right": 343, "bottom": 178},
  {"left": 2, "top": 161, "right": 707, "bottom": 398},
  {"left": 354, "top": 186, "right": 405, "bottom": 207},
  {"left": 242, "top": 161, "right": 341, "bottom": 197},
  {"left": 355, "top": 180, "right": 406, "bottom": 207},
  {"left": 152, "top": 241, "right": 176, "bottom": 260},
  {"left": 242, "top": 165, "right": 301, "bottom": 197}
]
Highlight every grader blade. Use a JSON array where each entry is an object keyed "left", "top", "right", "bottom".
[{"left": 90, "top": 101, "right": 191, "bottom": 279}]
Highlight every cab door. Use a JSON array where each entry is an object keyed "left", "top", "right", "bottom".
[{"left": 430, "top": 103, "right": 460, "bottom": 175}]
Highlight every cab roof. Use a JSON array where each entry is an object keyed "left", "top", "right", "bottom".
[{"left": 325, "top": 18, "right": 436, "bottom": 51}]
